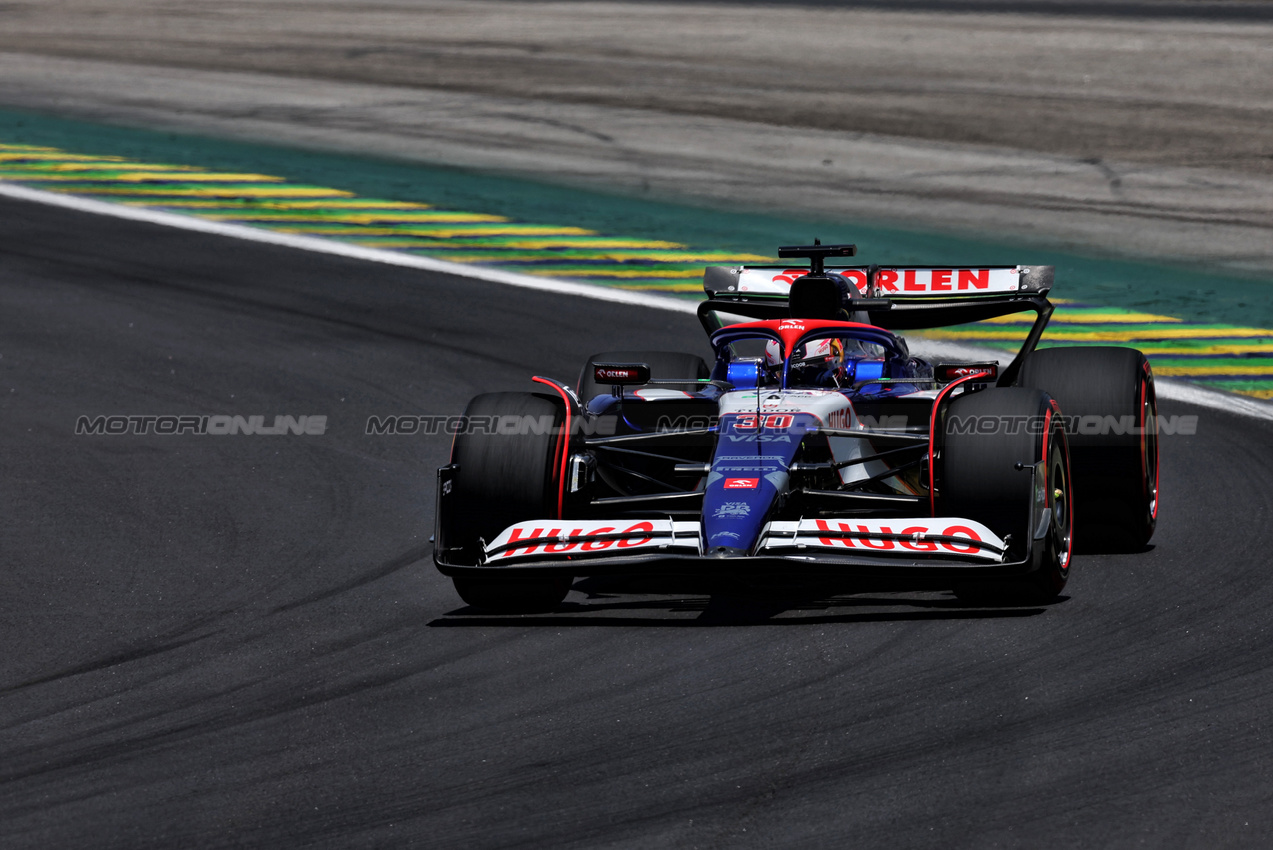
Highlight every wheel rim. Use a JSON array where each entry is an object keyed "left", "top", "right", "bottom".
[
  {"left": 1050, "top": 427, "right": 1072, "bottom": 570},
  {"left": 1141, "top": 381, "right": 1159, "bottom": 522}
]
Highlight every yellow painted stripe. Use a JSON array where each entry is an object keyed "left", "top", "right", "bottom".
[
  {"left": 1242, "top": 389, "right": 1273, "bottom": 399},
  {"left": 613, "top": 282, "right": 705, "bottom": 292},
  {"left": 424, "top": 238, "right": 687, "bottom": 249},
  {"left": 350, "top": 238, "right": 688, "bottom": 249},
  {"left": 46, "top": 186, "right": 354, "bottom": 198},
  {"left": 340, "top": 239, "right": 469, "bottom": 248},
  {"left": 123, "top": 199, "right": 432, "bottom": 210},
  {"left": 276, "top": 225, "right": 595, "bottom": 237},
  {"left": 2, "top": 171, "right": 284, "bottom": 183},
  {"left": 198, "top": 212, "right": 509, "bottom": 223},
  {"left": 927, "top": 327, "right": 1273, "bottom": 341},
  {"left": 982, "top": 311, "right": 1183, "bottom": 324}
]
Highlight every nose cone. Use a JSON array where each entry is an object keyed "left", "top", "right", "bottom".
[
  {"left": 704, "top": 405, "right": 811, "bottom": 554},
  {"left": 702, "top": 439, "right": 799, "bottom": 554},
  {"left": 702, "top": 472, "right": 788, "bottom": 554}
]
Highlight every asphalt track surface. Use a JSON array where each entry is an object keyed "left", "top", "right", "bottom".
[
  {"left": 660, "top": 0, "right": 1273, "bottom": 18},
  {"left": 3, "top": 195, "right": 1273, "bottom": 847}
]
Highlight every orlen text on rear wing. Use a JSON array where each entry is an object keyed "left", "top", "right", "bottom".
[
  {"left": 699, "top": 263, "right": 1056, "bottom": 388},
  {"left": 703, "top": 264, "right": 1053, "bottom": 299}
]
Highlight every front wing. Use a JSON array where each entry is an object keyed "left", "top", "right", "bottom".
[{"left": 433, "top": 515, "right": 1045, "bottom": 583}]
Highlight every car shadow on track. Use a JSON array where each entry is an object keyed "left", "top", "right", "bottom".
[{"left": 429, "top": 577, "right": 1064, "bottom": 627}]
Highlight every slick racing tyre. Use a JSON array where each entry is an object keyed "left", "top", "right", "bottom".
[
  {"left": 940, "top": 387, "right": 1074, "bottom": 604},
  {"left": 448, "top": 392, "right": 572, "bottom": 613},
  {"left": 1017, "top": 346, "right": 1157, "bottom": 552},
  {"left": 576, "top": 350, "right": 710, "bottom": 404}
]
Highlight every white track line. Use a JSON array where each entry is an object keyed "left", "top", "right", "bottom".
[
  {"left": 4, "top": 180, "right": 1271, "bottom": 421},
  {"left": 0, "top": 182, "right": 697, "bottom": 314},
  {"left": 1152, "top": 381, "right": 1273, "bottom": 422}
]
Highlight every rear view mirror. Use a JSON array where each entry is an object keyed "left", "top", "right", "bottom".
[
  {"left": 935, "top": 362, "right": 998, "bottom": 383},
  {"left": 593, "top": 363, "right": 651, "bottom": 385}
]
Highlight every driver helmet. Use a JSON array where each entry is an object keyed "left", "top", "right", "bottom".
[{"left": 766, "top": 337, "right": 852, "bottom": 366}]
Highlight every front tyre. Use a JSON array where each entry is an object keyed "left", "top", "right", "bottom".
[
  {"left": 447, "top": 392, "right": 572, "bottom": 612},
  {"left": 940, "top": 387, "right": 1073, "bottom": 604}
]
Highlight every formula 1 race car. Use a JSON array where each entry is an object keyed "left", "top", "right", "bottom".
[{"left": 433, "top": 243, "right": 1159, "bottom": 612}]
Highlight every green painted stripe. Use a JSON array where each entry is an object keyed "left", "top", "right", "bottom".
[
  {"left": 432, "top": 250, "right": 772, "bottom": 263},
  {"left": 1194, "top": 378, "right": 1273, "bottom": 391},
  {"left": 610, "top": 281, "right": 706, "bottom": 292}
]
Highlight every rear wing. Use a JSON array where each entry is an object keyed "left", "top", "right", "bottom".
[
  {"left": 700, "top": 263, "right": 1053, "bottom": 330},
  {"left": 699, "top": 259, "right": 1056, "bottom": 387},
  {"left": 703, "top": 264, "right": 1053, "bottom": 299}
]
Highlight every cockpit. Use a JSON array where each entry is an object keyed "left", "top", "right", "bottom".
[{"left": 710, "top": 320, "right": 909, "bottom": 393}]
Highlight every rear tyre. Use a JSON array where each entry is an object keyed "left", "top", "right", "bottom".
[
  {"left": 1017, "top": 346, "right": 1157, "bottom": 552},
  {"left": 448, "top": 392, "right": 572, "bottom": 612},
  {"left": 940, "top": 388, "right": 1073, "bottom": 604},
  {"left": 577, "top": 350, "right": 710, "bottom": 404}
]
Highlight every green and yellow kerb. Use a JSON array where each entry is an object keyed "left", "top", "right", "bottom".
[{"left": 3, "top": 142, "right": 1272, "bottom": 399}]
